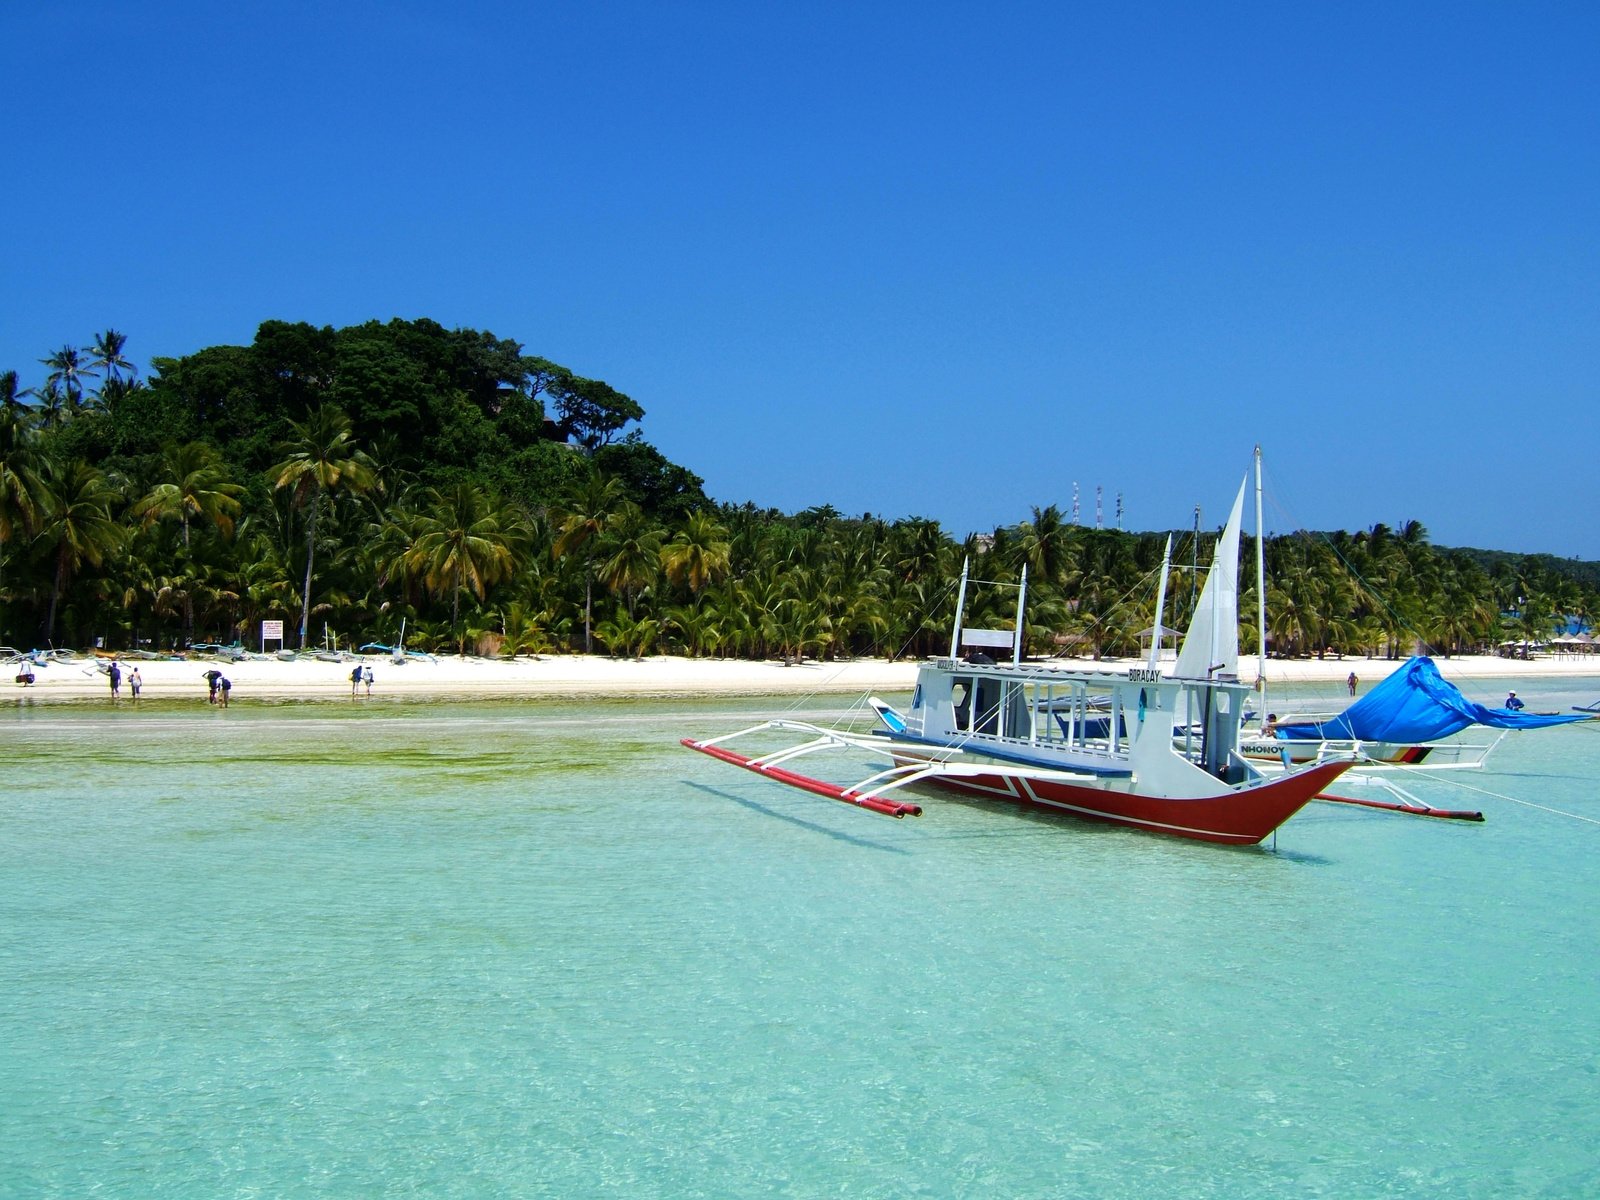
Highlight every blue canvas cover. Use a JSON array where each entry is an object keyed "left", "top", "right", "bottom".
[{"left": 1277, "top": 657, "right": 1589, "bottom": 743}]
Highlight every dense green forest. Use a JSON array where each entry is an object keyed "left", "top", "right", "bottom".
[{"left": 2, "top": 319, "right": 1595, "bottom": 661}]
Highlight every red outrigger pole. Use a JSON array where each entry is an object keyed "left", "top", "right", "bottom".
[
  {"left": 683, "top": 738, "right": 923, "bottom": 819},
  {"left": 1315, "top": 791, "right": 1484, "bottom": 822}
]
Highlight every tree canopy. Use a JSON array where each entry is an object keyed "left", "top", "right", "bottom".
[{"left": 1, "top": 317, "right": 1595, "bottom": 663}]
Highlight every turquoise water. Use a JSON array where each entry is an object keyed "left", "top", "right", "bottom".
[{"left": 4, "top": 679, "right": 1600, "bottom": 1198}]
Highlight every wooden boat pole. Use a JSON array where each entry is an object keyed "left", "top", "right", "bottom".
[{"left": 1315, "top": 791, "right": 1485, "bottom": 822}]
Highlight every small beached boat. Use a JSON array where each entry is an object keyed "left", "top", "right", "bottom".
[{"left": 685, "top": 465, "right": 1357, "bottom": 845}]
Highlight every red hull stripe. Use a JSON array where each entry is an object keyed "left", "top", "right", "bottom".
[
  {"left": 896, "top": 759, "right": 1351, "bottom": 844},
  {"left": 684, "top": 738, "right": 1350, "bottom": 843}
]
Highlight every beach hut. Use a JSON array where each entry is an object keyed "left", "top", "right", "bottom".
[{"left": 1137, "top": 623, "right": 1183, "bottom": 661}]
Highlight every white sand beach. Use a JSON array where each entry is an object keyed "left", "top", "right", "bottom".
[{"left": 8, "top": 650, "right": 1599, "bottom": 705}]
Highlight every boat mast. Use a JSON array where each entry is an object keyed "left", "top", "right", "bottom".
[
  {"left": 949, "top": 557, "right": 971, "bottom": 659},
  {"left": 1013, "top": 564, "right": 1028, "bottom": 668},
  {"left": 1254, "top": 445, "right": 1268, "bottom": 723},
  {"left": 1150, "top": 534, "right": 1172, "bottom": 670}
]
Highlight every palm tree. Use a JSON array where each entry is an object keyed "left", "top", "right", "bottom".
[
  {"left": 0, "top": 401, "right": 48, "bottom": 545},
  {"left": 270, "top": 405, "right": 376, "bottom": 648},
  {"left": 400, "top": 484, "right": 524, "bottom": 652},
  {"left": 497, "top": 600, "right": 553, "bottom": 657},
  {"left": 1512, "top": 593, "right": 1556, "bottom": 659},
  {"left": 596, "top": 502, "right": 663, "bottom": 618},
  {"left": 0, "top": 370, "right": 25, "bottom": 417},
  {"left": 1015, "top": 504, "right": 1072, "bottom": 586},
  {"left": 134, "top": 443, "right": 244, "bottom": 548},
  {"left": 552, "top": 471, "right": 624, "bottom": 653},
  {"left": 24, "top": 380, "right": 66, "bottom": 428},
  {"left": 595, "top": 612, "right": 659, "bottom": 659},
  {"left": 661, "top": 511, "right": 731, "bottom": 594},
  {"left": 39, "top": 346, "right": 98, "bottom": 417},
  {"left": 133, "top": 443, "right": 245, "bottom": 644},
  {"left": 88, "top": 329, "right": 137, "bottom": 386},
  {"left": 36, "top": 459, "right": 125, "bottom": 644},
  {"left": 0, "top": 402, "right": 50, "bottom": 635}
]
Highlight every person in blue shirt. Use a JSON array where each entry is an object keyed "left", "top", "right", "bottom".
[
  {"left": 1263, "top": 713, "right": 1292, "bottom": 767},
  {"left": 1505, "top": 691, "right": 1525, "bottom": 711}
]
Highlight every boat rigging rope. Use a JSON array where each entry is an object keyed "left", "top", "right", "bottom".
[
  {"left": 1377, "top": 757, "right": 1600, "bottom": 828},
  {"left": 768, "top": 576, "right": 966, "bottom": 728}
]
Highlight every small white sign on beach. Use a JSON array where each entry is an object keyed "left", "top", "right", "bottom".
[{"left": 261, "top": 620, "right": 284, "bottom": 652}]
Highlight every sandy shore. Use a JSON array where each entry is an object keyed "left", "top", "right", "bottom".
[
  {"left": 6, "top": 654, "right": 921, "bottom": 704},
  {"left": 7, "top": 650, "right": 1599, "bottom": 705}
]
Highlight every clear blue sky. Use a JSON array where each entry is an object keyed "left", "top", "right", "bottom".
[{"left": 6, "top": 2, "right": 1597, "bottom": 556}]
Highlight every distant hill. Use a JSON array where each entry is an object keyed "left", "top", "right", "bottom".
[{"left": 1441, "top": 548, "right": 1600, "bottom": 590}]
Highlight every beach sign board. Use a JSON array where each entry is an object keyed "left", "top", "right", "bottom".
[{"left": 261, "top": 619, "right": 284, "bottom": 651}]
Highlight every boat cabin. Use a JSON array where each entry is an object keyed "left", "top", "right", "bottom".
[{"left": 900, "top": 656, "right": 1251, "bottom": 785}]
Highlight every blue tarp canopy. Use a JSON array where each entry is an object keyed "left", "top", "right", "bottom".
[{"left": 1278, "top": 656, "right": 1589, "bottom": 743}]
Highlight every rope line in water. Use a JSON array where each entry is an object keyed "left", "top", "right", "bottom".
[{"left": 1380, "top": 758, "right": 1600, "bottom": 827}]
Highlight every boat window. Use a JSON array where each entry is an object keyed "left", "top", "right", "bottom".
[{"left": 952, "top": 678, "right": 971, "bottom": 731}]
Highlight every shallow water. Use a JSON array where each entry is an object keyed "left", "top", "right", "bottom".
[{"left": 4, "top": 678, "right": 1600, "bottom": 1197}]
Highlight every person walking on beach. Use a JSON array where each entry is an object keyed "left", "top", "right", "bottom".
[
  {"left": 362, "top": 663, "right": 374, "bottom": 697},
  {"left": 218, "top": 676, "right": 232, "bottom": 708},
  {"left": 108, "top": 660, "right": 121, "bottom": 701},
  {"left": 1347, "top": 671, "right": 1358, "bottom": 696},
  {"left": 204, "top": 668, "right": 221, "bottom": 704},
  {"left": 351, "top": 664, "right": 363, "bottom": 697},
  {"left": 128, "top": 666, "right": 142, "bottom": 702}
]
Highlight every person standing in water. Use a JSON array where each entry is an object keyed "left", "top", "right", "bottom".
[
  {"left": 108, "top": 660, "right": 122, "bottom": 701},
  {"left": 128, "top": 666, "right": 142, "bottom": 702}
]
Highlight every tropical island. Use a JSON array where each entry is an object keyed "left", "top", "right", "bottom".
[{"left": 3, "top": 318, "right": 1597, "bottom": 675}]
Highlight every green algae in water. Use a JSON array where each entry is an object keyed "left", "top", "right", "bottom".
[{"left": 4, "top": 689, "right": 1600, "bottom": 1197}]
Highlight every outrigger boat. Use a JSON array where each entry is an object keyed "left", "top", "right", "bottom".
[
  {"left": 1239, "top": 655, "right": 1587, "bottom": 770},
  {"left": 684, "top": 468, "right": 1357, "bottom": 845}
]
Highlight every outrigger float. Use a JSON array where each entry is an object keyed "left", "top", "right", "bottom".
[{"left": 685, "top": 461, "right": 1361, "bottom": 846}]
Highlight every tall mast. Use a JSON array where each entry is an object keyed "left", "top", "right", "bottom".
[
  {"left": 1150, "top": 534, "right": 1173, "bottom": 670},
  {"left": 1013, "top": 564, "right": 1028, "bottom": 668},
  {"left": 1254, "top": 445, "right": 1268, "bottom": 721},
  {"left": 949, "top": 557, "right": 971, "bottom": 659},
  {"left": 1190, "top": 504, "right": 1201, "bottom": 611}
]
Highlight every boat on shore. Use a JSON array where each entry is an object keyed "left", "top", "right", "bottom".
[{"left": 685, "top": 465, "right": 1356, "bottom": 845}]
